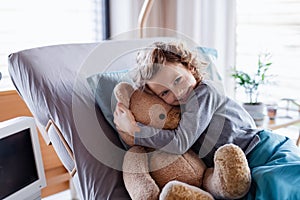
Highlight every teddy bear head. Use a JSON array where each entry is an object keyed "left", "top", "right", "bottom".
[{"left": 113, "top": 82, "right": 181, "bottom": 130}]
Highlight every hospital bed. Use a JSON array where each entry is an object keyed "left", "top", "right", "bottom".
[{"left": 8, "top": 37, "right": 220, "bottom": 199}]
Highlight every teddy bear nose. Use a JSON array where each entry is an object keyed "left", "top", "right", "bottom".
[
  {"left": 148, "top": 104, "right": 167, "bottom": 129},
  {"left": 159, "top": 114, "right": 166, "bottom": 120}
]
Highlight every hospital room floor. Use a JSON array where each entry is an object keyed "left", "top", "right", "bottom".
[{"left": 42, "top": 126, "right": 300, "bottom": 200}]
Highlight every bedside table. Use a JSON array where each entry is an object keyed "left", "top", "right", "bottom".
[{"left": 261, "top": 109, "right": 300, "bottom": 146}]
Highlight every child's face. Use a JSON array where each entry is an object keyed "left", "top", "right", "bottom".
[{"left": 147, "top": 62, "right": 197, "bottom": 106}]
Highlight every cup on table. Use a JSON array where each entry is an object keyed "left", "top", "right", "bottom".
[{"left": 267, "top": 104, "right": 278, "bottom": 120}]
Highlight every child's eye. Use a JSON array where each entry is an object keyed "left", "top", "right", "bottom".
[
  {"left": 174, "top": 77, "right": 182, "bottom": 85},
  {"left": 161, "top": 90, "right": 169, "bottom": 97}
]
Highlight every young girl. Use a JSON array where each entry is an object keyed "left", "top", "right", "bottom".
[{"left": 113, "top": 41, "right": 300, "bottom": 200}]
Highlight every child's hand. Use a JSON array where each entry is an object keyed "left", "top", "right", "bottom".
[{"left": 113, "top": 103, "right": 140, "bottom": 136}]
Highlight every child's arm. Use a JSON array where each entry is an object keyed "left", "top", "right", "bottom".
[{"left": 134, "top": 83, "right": 224, "bottom": 154}]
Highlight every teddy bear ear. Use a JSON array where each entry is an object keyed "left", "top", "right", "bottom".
[{"left": 113, "top": 82, "right": 135, "bottom": 108}]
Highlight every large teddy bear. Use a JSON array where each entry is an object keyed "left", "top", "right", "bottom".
[{"left": 114, "top": 82, "right": 251, "bottom": 200}]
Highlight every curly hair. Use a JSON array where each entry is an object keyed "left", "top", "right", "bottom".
[{"left": 131, "top": 41, "right": 207, "bottom": 88}]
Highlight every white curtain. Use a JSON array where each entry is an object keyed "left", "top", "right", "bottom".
[
  {"left": 177, "top": 0, "right": 236, "bottom": 97},
  {"left": 109, "top": 0, "right": 236, "bottom": 96}
]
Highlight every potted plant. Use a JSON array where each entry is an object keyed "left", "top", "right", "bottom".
[{"left": 232, "top": 53, "right": 273, "bottom": 125}]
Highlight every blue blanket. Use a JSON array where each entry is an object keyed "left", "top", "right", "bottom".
[{"left": 244, "top": 130, "right": 300, "bottom": 200}]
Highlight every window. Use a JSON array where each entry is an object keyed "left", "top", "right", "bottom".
[
  {"left": 236, "top": 0, "right": 300, "bottom": 103},
  {"left": 0, "top": 0, "right": 106, "bottom": 91}
]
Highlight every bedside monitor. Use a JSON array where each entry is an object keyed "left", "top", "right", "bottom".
[{"left": 0, "top": 117, "right": 46, "bottom": 200}]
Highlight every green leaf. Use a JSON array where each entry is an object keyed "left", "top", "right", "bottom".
[{"left": 232, "top": 52, "right": 273, "bottom": 103}]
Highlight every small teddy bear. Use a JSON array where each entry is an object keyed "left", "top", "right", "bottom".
[{"left": 114, "top": 82, "right": 251, "bottom": 200}]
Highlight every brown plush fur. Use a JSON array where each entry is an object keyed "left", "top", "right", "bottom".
[
  {"left": 160, "top": 181, "right": 214, "bottom": 200},
  {"left": 203, "top": 144, "right": 251, "bottom": 199},
  {"left": 123, "top": 146, "right": 160, "bottom": 200},
  {"left": 149, "top": 149, "right": 206, "bottom": 189},
  {"left": 114, "top": 82, "right": 251, "bottom": 200},
  {"left": 130, "top": 90, "right": 181, "bottom": 130}
]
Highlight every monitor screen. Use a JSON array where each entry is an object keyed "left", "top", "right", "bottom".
[
  {"left": 0, "top": 117, "right": 46, "bottom": 200},
  {"left": 0, "top": 128, "right": 39, "bottom": 199}
]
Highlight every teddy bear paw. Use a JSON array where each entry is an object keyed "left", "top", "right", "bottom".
[
  {"left": 160, "top": 180, "right": 214, "bottom": 200},
  {"left": 203, "top": 144, "right": 251, "bottom": 199}
]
